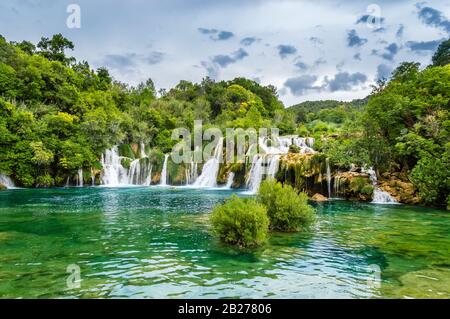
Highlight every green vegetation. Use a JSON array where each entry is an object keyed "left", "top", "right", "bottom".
[
  {"left": 286, "top": 39, "right": 450, "bottom": 208},
  {"left": 211, "top": 195, "right": 269, "bottom": 247},
  {"left": 258, "top": 179, "right": 315, "bottom": 231},
  {"left": 0, "top": 32, "right": 448, "bottom": 208},
  {"left": 210, "top": 181, "right": 315, "bottom": 248},
  {"left": 0, "top": 34, "right": 290, "bottom": 187}
]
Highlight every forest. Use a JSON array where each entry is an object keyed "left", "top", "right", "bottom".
[{"left": 0, "top": 34, "right": 449, "bottom": 208}]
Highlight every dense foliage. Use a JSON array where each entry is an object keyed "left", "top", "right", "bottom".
[
  {"left": 0, "top": 34, "right": 289, "bottom": 187},
  {"left": 1, "top": 33, "right": 448, "bottom": 208},
  {"left": 286, "top": 40, "right": 450, "bottom": 208},
  {"left": 211, "top": 195, "right": 269, "bottom": 247},
  {"left": 258, "top": 179, "right": 315, "bottom": 231}
]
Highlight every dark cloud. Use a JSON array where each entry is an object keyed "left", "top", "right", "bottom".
[
  {"left": 285, "top": 71, "right": 368, "bottom": 96},
  {"left": 378, "top": 43, "right": 399, "bottom": 61},
  {"left": 376, "top": 64, "right": 393, "bottom": 80},
  {"left": 314, "top": 57, "right": 327, "bottom": 66},
  {"left": 284, "top": 75, "right": 319, "bottom": 96},
  {"left": 406, "top": 39, "right": 443, "bottom": 52},
  {"left": 294, "top": 61, "right": 308, "bottom": 71},
  {"left": 211, "top": 48, "right": 249, "bottom": 68},
  {"left": 197, "top": 27, "right": 234, "bottom": 41},
  {"left": 198, "top": 27, "right": 218, "bottom": 35},
  {"left": 356, "top": 14, "right": 385, "bottom": 25},
  {"left": 143, "top": 51, "right": 165, "bottom": 65},
  {"left": 277, "top": 44, "right": 297, "bottom": 58},
  {"left": 240, "top": 37, "right": 260, "bottom": 46},
  {"left": 324, "top": 72, "right": 367, "bottom": 92},
  {"left": 217, "top": 31, "right": 234, "bottom": 40},
  {"left": 201, "top": 61, "right": 219, "bottom": 79},
  {"left": 353, "top": 53, "right": 362, "bottom": 61},
  {"left": 347, "top": 29, "right": 368, "bottom": 47},
  {"left": 373, "top": 27, "right": 386, "bottom": 33},
  {"left": 102, "top": 51, "right": 165, "bottom": 70},
  {"left": 103, "top": 54, "right": 136, "bottom": 69},
  {"left": 212, "top": 55, "right": 235, "bottom": 67},
  {"left": 417, "top": 5, "right": 450, "bottom": 34}
]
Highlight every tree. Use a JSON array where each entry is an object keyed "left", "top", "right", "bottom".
[
  {"left": 37, "top": 33, "right": 75, "bottom": 65},
  {"left": 13, "top": 40, "right": 36, "bottom": 55},
  {"left": 432, "top": 38, "right": 450, "bottom": 67}
]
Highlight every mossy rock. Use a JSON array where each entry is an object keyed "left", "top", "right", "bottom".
[
  {"left": 0, "top": 183, "right": 6, "bottom": 191},
  {"left": 118, "top": 144, "right": 135, "bottom": 159},
  {"left": 279, "top": 153, "right": 327, "bottom": 194},
  {"left": 121, "top": 158, "right": 132, "bottom": 169}
]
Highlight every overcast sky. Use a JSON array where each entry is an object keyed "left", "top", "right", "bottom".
[{"left": 1, "top": 0, "right": 449, "bottom": 106}]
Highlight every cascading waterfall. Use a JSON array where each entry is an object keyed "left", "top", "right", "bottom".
[
  {"left": 225, "top": 172, "right": 235, "bottom": 189},
  {"left": 91, "top": 168, "right": 95, "bottom": 186},
  {"left": 77, "top": 169, "right": 84, "bottom": 187},
  {"left": 193, "top": 137, "right": 224, "bottom": 188},
  {"left": 246, "top": 154, "right": 281, "bottom": 193},
  {"left": 101, "top": 147, "right": 129, "bottom": 186},
  {"left": 326, "top": 158, "right": 331, "bottom": 198},
  {"left": 0, "top": 173, "right": 16, "bottom": 189},
  {"left": 246, "top": 155, "right": 265, "bottom": 193},
  {"left": 100, "top": 146, "right": 153, "bottom": 186},
  {"left": 334, "top": 174, "right": 343, "bottom": 197},
  {"left": 245, "top": 136, "right": 310, "bottom": 193},
  {"left": 160, "top": 155, "right": 169, "bottom": 186},
  {"left": 144, "top": 166, "right": 152, "bottom": 186},
  {"left": 363, "top": 167, "right": 398, "bottom": 204}
]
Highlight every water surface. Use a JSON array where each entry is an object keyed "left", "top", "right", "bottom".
[{"left": 0, "top": 187, "right": 448, "bottom": 298}]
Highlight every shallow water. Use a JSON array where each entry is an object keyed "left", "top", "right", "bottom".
[{"left": 0, "top": 187, "right": 448, "bottom": 299}]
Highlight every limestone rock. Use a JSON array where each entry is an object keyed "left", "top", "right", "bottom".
[{"left": 311, "top": 193, "right": 328, "bottom": 201}]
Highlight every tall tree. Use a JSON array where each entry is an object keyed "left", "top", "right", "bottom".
[
  {"left": 432, "top": 38, "right": 450, "bottom": 67},
  {"left": 37, "top": 33, "right": 75, "bottom": 65}
]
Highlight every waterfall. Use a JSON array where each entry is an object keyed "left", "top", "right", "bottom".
[
  {"left": 267, "top": 155, "right": 280, "bottom": 178},
  {"left": 128, "top": 159, "right": 141, "bottom": 184},
  {"left": 363, "top": 167, "right": 398, "bottom": 204},
  {"left": 77, "top": 169, "right": 84, "bottom": 187},
  {"left": 225, "top": 172, "right": 235, "bottom": 189},
  {"left": 246, "top": 154, "right": 281, "bottom": 194},
  {"left": 65, "top": 177, "right": 70, "bottom": 187},
  {"left": 91, "top": 168, "right": 95, "bottom": 186},
  {"left": 326, "top": 158, "right": 331, "bottom": 198},
  {"left": 334, "top": 174, "right": 342, "bottom": 197},
  {"left": 144, "top": 166, "right": 152, "bottom": 186},
  {"left": 246, "top": 155, "right": 265, "bottom": 193},
  {"left": 0, "top": 173, "right": 16, "bottom": 189},
  {"left": 140, "top": 142, "right": 147, "bottom": 158},
  {"left": 100, "top": 146, "right": 154, "bottom": 187},
  {"left": 101, "top": 147, "right": 129, "bottom": 186},
  {"left": 193, "top": 137, "right": 224, "bottom": 188},
  {"left": 160, "top": 155, "right": 169, "bottom": 186}
]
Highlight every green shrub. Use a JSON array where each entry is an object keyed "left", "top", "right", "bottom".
[
  {"left": 361, "top": 184, "right": 375, "bottom": 195},
  {"left": 35, "top": 174, "right": 54, "bottom": 188},
  {"left": 258, "top": 179, "right": 315, "bottom": 232},
  {"left": 211, "top": 195, "right": 269, "bottom": 247},
  {"left": 121, "top": 158, "right": 132, "bottom": 169}
]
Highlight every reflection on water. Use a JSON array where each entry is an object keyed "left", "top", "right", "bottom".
[{"left": 0, "top": 187, "right": 449, "bottom": 298}]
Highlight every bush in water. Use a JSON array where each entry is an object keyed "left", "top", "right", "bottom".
[
  {"left": 211, "top": 195, "right": 269, "bottom": 248},
  {"left": 258, "top": 179, "right": 315, "bottom": 232}
]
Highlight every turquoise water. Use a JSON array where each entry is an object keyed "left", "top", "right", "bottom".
[{"left": 0, "top": 187, "right": 449, "bottom": 299}]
